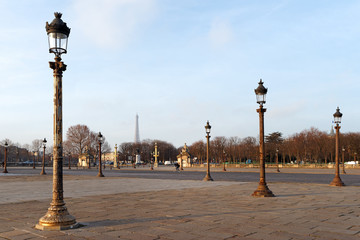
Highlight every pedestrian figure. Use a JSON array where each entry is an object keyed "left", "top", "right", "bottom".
[{"left": 174, "top": 162, "right": 180, "bottom": 172}]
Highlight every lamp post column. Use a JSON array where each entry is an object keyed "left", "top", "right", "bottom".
[
  {"left": 3, "top": 142, "right": 8, "bottom": 173},
  {"left": 252, "top": 79, "right": 274, "bottom": 197},
  {"left": 68, "top": 152, "right": 71, "bottom": 169},
  {"left": 114, "top": 144, "right": 118, "bottom": 168},
  {"left": 203, "top": 121, "right": 213, "bottom": 181},
  {"left": 40, "top": 139, "right": 47, "bottom": 175},
  {"left": 153, "top": 142, "right": 159, "bottom": 168},
  {"left": 276, "top": 149, "right": 280, "bottom": 172},
  {"left": 222, "top": 151, "right": 227, "bottom": 172},
  {"left": 36, "top": 56, "right": 77, "bottom": 230},
  {"left": 97, "top": 132, "right": 104, "bottom": 177},
  {"left": 33, "top": 151, "right": 36, "bottom": 169},
  {"left": 342, "top": 147, "right": 346, "bottom": 174},
  {"left": 330, "top": 124, "right": 345, "bottom": 186}
]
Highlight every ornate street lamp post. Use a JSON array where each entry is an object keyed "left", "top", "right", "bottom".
[
  {"left": 68, "top": 152, "right": 71, "bottom": 170},
  {"left": 222, "top": 150, "right": 227, "bottom": 172},
  {"left": 342, "top": 147, "right": 346, "bottom": 174},
  {"left": 276, "top": 148, "right": 280, "bottom": 173},
  {"left": 330, "top": 107, "right": 345, "bottom": 186},
  {"left": 97, "top": 132, "right": 104, "bottom": 177},
  {"left": 153, "top": 142, "right": 159, "bottom": 168},
  {"left": 252, "top": 79, "right": 275, "bottom": 197},
  {"left": 36, "top": 12, "right": 78, "bottom": 230},
  {"left": 203, "top": 121, "right": 214, "bottom": 181},
  {"left": 114, "top": 144, "right": 118, "bottom": 169},
  {"left": 40, "top": 138, "right": 47, "bottom": 175},
  {"left": 355, "top": 152, "right": 358, "bottom": 165},
  {"left": 33, "top": 151, "right": 36, "bottom": 169},
  {"left": 3, "top": 141, "right": 8, "bottom": 173}
]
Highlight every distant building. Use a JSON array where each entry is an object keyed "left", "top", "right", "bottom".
[
  {"left": 177, "top": 143, "right": 192, "bottom": 167},
  {"left": 78, "top": 150, "right": 93, "bottom": 167}
]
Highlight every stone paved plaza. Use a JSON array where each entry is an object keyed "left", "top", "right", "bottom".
[{"left": 0, "top": 169, "right": 359, "bottom": 239}]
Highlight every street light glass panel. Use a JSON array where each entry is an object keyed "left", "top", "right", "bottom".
[
  {"left": 46, "top": 12, "right": 70, "bottom": 56},
  {"left": 98, "top": 132, "right": 103, "bottom": 143},
  {"left": 48, "top": 32, "right": 68, "bottom": 55},
  {"left": 333, "top": 107, "right": 342, "bottom": 124},
  {"left": 205, "top": 121, "right": 211, "bottom": 134},
  {"left": 254, "top": 79, "right": 268, "bottom": 105}
]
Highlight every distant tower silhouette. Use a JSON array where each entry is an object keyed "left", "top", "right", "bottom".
[
  {"left": 329, "top": 125, "right": 335, "bottom": 136},
  {"left": 135, "top": 114, "right": 140, "bottom": 143}
]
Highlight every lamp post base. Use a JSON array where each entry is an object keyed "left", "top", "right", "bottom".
[
  {"left": 252, "top": 182, "right": 275, "bottom": 197},
  {"left": 330, "top": 176, "right": 345, "bottom": 186},
  {"left": 97, "top": 173, "right": 104, "bottom": 177},
  {"left": 40, "top": 171, "right": 46, "bottom": 175},
  {"left": 3, "top": 169, "right": 8, "bottom": 173},
  {"left": 203, "top": 174, "right": 213, "bottom": 181},
  {"left": 36, "top": 205, "right": 78, "bottom": 231}
]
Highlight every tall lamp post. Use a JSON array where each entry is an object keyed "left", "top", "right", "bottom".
[
  {"left": 222, "top": 150, "right": 227, "bottom": 172},
  {"left": 252, "top": 79, "right": 275, "bottom": 197},
  {"left": 342, "top": 147, "right": 346, "bottom": 174},
  {"left": 33, "top": 151, "right": 36, "bottom": 169},
  {"left": 114, "top": 144, "right": 118, "bottom": 169},
  {"left": 355, "top": 152, "right": 358, "bottom": 165},
  {"left": 330, "top": 107, "right": 345, "bottom": 186},
  {"left": 40, "top": 138, "right": 47, "bottom": 175},
  {"left": 203, "top": 121, "right": 214, "bottom": 181},
  {"left": 276, "top": 148, "right": 280, "bottom": 173},
  {"left": 36, "top": 12, "right": 78, "bottom": 230},
  {"left": 3, "top": 141, "right": 8, "bottom": 173},
  {"left": 153, "top": 142, "right": 159, "bottom": 168},
  {"left": 68, "top": 152, "right": 71, "bottom": 169},
  {"left": 97, "top": 132, "right": 104, "bottom": 177}
]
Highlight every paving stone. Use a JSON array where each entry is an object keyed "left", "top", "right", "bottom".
[{"left": 1, "top": 173, "right": 360, "bottom": 239}]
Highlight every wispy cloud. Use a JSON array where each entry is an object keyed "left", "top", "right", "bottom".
[
  {"left": 71, "top": 0, "right": 157, "bottom": 49},
  {"left": 208, "top": 18, "right": 234, "bottom": 48}
]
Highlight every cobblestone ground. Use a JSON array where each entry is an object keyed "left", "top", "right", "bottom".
[{"left": 0, "top": 174, "right": 359, "bottom": 239}]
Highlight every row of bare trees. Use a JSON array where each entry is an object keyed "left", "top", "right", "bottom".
[
  {"left": 188, "top": 128, "right": 360, "bottom": 165},
  {"left": 1, "top": 126, "right": 359, "bottom": 165},
  {"left": 0, "top": 138, "right": 52, "bottom": 164},
  {"left": 117, "top": 140, "right": 178, "bottom": 163}
]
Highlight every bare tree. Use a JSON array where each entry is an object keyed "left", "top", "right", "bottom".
[{"left": 66, "top": 124, "right": 91, "bottom": 155}]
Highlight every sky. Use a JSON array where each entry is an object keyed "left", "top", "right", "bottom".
[{"left": 0, "top": 0, "right": 360, "bottom": 149}]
